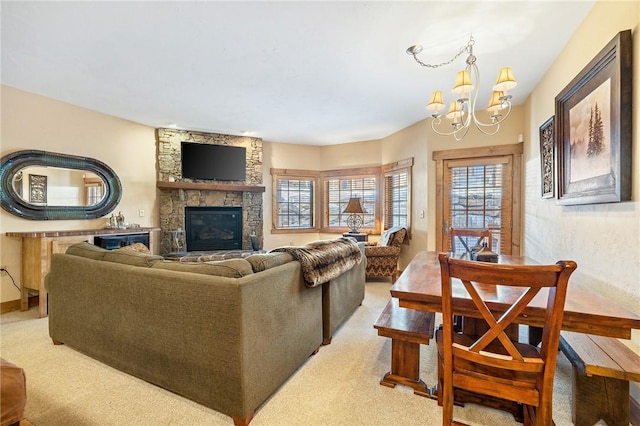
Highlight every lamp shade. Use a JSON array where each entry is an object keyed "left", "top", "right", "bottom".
[
  {"left": 426, "top": 90, "right": 445, "bottom": 113},
  {"left": 343, "top": 197, "right": 366, "bottom": 214},
  {"left": 493, "top": 67, "right": 517, "bottom": 92},
  {"left": 487, "top": 91, "right": 505, "bottom": 112},
  {"left": 452, "top": 70, "right": 473, "bottom": 95},
  {"left": 445, "top": 100, "right": 463, "bottom": 120}
]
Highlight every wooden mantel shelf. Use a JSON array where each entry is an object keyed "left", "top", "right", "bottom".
[{"left": 157, "top": 181, "right": 265, "bottom": 193}]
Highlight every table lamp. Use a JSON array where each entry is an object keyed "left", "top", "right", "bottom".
[{"left": 343, "top": 197, "right": 366, "bottom": 234}]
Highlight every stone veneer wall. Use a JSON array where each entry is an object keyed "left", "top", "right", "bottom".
[{"left": 156, "top": 128, "right": 263, "bottom": 254}]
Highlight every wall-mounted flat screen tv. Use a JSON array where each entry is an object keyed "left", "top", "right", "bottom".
[{"left": 181, "top": 142, "right": 246, "bottom": 181}]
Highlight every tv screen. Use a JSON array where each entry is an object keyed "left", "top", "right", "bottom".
[{"left": 181, "top": 142, "right": 246, "bottom": 181}]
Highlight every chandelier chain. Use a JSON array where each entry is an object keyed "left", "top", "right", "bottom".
[{"left": 410, "top": 37, "right": 474, "bottom": 69}]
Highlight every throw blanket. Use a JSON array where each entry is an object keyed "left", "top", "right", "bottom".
[{"left": 270, "top": 237, "right": 363, "bottom": 287}]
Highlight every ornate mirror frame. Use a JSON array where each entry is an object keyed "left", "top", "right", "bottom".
[{"left": 0, "top": 150, "right": 122, "bottom": 220}]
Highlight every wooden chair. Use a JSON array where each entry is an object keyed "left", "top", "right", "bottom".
[
  {"left": 449, "top": 228, "right": 492, "bottom": 256},
  {"left": 436, "top": 252, "right": 577, "bottom": 426}
]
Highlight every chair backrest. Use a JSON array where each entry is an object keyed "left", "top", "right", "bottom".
[
  {"left": 437, "top": 252, "right": 577, "bottom": 424},
  {"left": 449, "top": 228, "right": 492, "bottom": 255},
  {"left": 379, "top": 226, "right": 407, "bottom": 247}
]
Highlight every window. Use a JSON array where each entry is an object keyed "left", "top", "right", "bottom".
[
  {"left": 447, "top": 160, "right": 505, "bottom": 252},
  {"left": 382, "top": 158, "right": 413, "bottom": 231},
  {"left": 276, "top": 179, "right": 314, "bottom": 228},
  {"left": 271, "top": 169, "right": 319, "bottom": 233},
  {"left": 433, "top": 143, "right": 523, "bottom": 255},
  {"left": 323, "top": 173, "right": 377, "bottom": 232},
  {"left": 271, "top": 159, "right": 413, "bottom": 235}
]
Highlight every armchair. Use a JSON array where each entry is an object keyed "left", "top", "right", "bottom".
[{"left": 364, "top": 226, "right": 407, "bottom": 282}]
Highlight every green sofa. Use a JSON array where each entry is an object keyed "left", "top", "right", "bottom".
[{"left": 45, "top": 241, "right": 365, "bottom": 425}]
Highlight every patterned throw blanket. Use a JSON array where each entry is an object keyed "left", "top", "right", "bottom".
[{"left": 269, "top": 237, "right": 363, "bottom": 287}]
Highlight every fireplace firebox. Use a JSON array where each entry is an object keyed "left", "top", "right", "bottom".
[{"left": 185, "top": 207, "right": 242, "bottom": 251}]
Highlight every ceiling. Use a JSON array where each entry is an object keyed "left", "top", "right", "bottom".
[{"left": 1, "top": 1, "right": 596, "bottom": 146}]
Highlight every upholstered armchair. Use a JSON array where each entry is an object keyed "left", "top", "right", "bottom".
[{"left": 364, "top": 226, "right": 407, "bottom": 282}]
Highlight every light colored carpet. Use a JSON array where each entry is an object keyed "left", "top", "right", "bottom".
[{"left": 0, "top": 280, "right": 576, "bottom": 426}]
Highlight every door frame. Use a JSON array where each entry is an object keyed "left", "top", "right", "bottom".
[{"left": 433, "top": 143, "right": 523, "bottom": 255}]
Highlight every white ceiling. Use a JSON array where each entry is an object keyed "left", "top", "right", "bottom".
[{"left": 1, "top": 1, "right": 596, "bottom": 146}]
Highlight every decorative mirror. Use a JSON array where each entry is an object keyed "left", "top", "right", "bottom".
[{"left": 0, "top": 150, "right": 122, "bottom": 220}]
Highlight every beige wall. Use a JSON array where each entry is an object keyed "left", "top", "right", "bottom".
[
  {"left": 523, "top": 0, "right": 640, "bottom": 398},
  {"left": 0, "top": 86, "right": 158, "bottom": 303},
  {"left": 524, "top": 0, "right": 639, "bottom": 329},
  {"left": 261, "top": 139, "right": 384, "bottom": 250}
]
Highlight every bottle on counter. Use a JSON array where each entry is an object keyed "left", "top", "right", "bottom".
[{"left": 117, "top": 211, "right": 125, "bottom": 228}]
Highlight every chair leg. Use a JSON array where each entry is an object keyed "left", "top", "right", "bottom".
[{"left": 442, "top": 370, "right": 454, "bottom": 425}]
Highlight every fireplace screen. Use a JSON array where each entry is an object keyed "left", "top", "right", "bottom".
[{"left": 185, "top": 206, "right": 242, "bottom": 251}]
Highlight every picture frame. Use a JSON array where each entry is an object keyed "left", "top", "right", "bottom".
[
  {"left": 555, "top": 30, "right": 632, "bottom": 205},
  {"left": 539, "top": 117, "right": 554, "bottom": 199},
  {"left": 29, "top": 174, "right": 47, "bottom": 204}
]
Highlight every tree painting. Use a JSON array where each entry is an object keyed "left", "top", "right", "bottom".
[{"left": 568, "top": 79, "right": 611, "bottom": 183}]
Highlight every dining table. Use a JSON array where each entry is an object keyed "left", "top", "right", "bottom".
[
  {"left": 388, "top": 250, "right": 640, "bottom": 419},
  {"left": 390, "top": 251, "right": 640, "bottom": 340}
]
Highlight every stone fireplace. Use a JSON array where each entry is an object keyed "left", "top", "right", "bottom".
[{"left": 156, "top": 128, "right": 264, "bottom": 254}]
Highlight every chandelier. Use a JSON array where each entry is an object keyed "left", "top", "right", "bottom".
[{"left": 406, "top": 36, "right": 517, "bottom": 141}]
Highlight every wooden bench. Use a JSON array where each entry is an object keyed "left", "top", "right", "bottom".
[
  {"left": 559, "top": 331, "right": 640, "bottom": 426},
  {"left": 374, "top": 298, "right": 435, "bottom": 397}
]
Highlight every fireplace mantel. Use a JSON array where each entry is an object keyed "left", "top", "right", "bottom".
[{"left": 157, "top": 181, "right": 265, "bottom": 193}]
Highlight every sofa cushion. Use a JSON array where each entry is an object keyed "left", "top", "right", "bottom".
[
  {"left": 65, "top": 242, "right": 108, "bottom": 261},
  {"left": 152, "top": 258, "right": 254, "bottom": 278},
  {"left": 245, "top": 252, "right": 295, "bottom": 272},
  {"left": 103, "top": 250, "right": 164, "bottom": 267}
]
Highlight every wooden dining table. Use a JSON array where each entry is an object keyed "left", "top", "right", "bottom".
[
  {"left": 390, "top": 251, "right": 640, "bottom": 341},
  {"left": 389, "top": 251, "right": 640, "bottom": 419}
]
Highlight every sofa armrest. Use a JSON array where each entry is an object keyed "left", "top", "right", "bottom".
[
  {"left": 364, "top": 245, "right": 401, "bottom": 257},
  {"left": 1, "top": 358, "right": 26, "bottom": 426}
]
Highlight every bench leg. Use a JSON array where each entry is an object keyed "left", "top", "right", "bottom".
[
  {"left": 379, "top": 339, "right": 429, "bottom": 397},
  {"left": 571, "top": 367, "right": 629, "bottom": 426}
]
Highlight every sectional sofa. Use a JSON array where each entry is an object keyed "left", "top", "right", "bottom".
[{"left": 45, "top": 241, "right": 365, "bottom": 425}]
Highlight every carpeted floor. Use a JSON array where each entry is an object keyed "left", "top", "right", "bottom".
[{"left": 0, "top": 280, "right": 577, "bottom": 425}]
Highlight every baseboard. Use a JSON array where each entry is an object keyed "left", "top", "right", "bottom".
[
  {"left": 631, "top": 394, "right": 639, "bottom": 426},
  {"left": 0, "top": 295, "right": 38, "bottom": 314}
]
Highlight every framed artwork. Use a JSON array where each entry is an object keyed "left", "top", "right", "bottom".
[
  {"left": 539, "top": 117, "right": 554, "bottom": 198},
  {"left": 29, "top": 174, "right": 47, "bottom": 204},
  {"left": 555, "top": 30, "right": 632, "bottom": 206}
]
